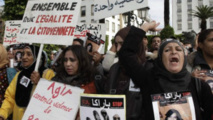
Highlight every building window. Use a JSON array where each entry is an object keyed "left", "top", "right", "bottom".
[
  {"left": 112, "top": 16, "right": 115, "bottom": 19},
  {"left": 106, "top": 20, "right": 109, "bottom": 31},
  {"left": 81, "top": 6, "right": 86, "bottom": 17},
  {"left": 112, "top": 22, "right": 115, "bottom": 32},
  {"left": 187, "top": 0, "right": 192, "bottom": 2},
  {"left": 81, "top": 20, "right": 86, "bottom": 23},
  {"left": 178, "top": 24, "right": 182, "bottom": 30},
  {"left": 210, "top": 1, "right": 213, "bottom": 7},
  {"left": 91, "top": 5, "right": 94, "bottom": 16},
  {"left": 198, "top": 1, "right": 203, "bottom": 6},
  {"left": 177, "top": 15, "right": 182, "bottom": 22},
  {"left": 177, "top": 7, "right": 181, "bottom": 13},
  {"left": 91, "top": 19, "right": 96, "bottom": 23},
  {"left": 188, "top": 23, "right": 192, "bottom": 29},
  {"left": 177, "top": 0, "right": 181, "bottom": 3},
  {"left": 188, "top": 14, "right": 192, "bottom": 21},
  {"left": 117, "top": 24, "right": 120, "bottom": 30},
  {"left": 210, "top": 22, "right": 213, "bottom": 28},
  {"left": 188, "top": 4, "right": 192, "bottom": 11}
]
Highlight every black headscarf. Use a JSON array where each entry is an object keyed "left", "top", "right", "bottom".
[
  {"left": 154, "top": 39, "right": 191, "bottom": 92},
  {"left": 15, "top": 45, "right": 47, "bottom": 107}
]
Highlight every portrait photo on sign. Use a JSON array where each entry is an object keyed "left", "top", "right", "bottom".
[
  {"left": 151, "top": 92, "right": 196, "bottom": 120},
  {"left": 80, "top": 94, "right": 125, "bottom": 120},
  {"left": 85, "top": 32, "right": 105, "bottom": 55}
]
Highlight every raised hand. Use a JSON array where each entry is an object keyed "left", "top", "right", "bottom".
[{"left": 141, "top": 21, "right": 161, "bottom": 32}]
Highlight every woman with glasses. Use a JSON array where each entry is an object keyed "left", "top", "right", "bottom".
[{"left": 118, "top": 21, "right": 213, "bottom": 120}]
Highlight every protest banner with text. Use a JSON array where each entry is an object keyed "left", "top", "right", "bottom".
[
  {"left": 74, "top": 23, "right": 106, "bottom": 54},
  {"left": 18, "top": 0, "right": 81, "bottom": 45},
  {"left": 80, "top": 94, "right": 126, "bottom": 120},
  {"left": 22, "top": 79, "right": 84, "bottom": 120},
  {"left": 94, "top": 0, "right": 148, "bottom": 20},
  {"left": 3, "top": 20, "right": 22, "bottom": 46}
]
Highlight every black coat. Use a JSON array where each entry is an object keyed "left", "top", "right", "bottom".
[
  {"left": 119, "top": 26, "right": 213, "bottom": 120},
  {"left": 104, "top": 63, "right": 143, "bottom": 120}
]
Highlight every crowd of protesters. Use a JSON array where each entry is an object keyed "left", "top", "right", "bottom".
[{"left": 0, "top": 21, "right": 212, "bottom": 120}]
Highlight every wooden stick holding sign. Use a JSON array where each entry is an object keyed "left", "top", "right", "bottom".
[{"left": 34, "top": 44, "right": 44, "bottom": 72}]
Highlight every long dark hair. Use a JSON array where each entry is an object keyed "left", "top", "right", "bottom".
[
  {"left": 165, "top": 109, "right": 183, "bottom": 120},
  {"left": 56, "top": 45, "right": 95, "bottom": 83}
]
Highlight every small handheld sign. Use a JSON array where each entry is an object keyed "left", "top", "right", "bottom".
[
  {"left": 3, "top": 20, "right": 22, "bottom": 46},
  {"left": 80, "top": 94, "right": 126, "bottom": 120}
]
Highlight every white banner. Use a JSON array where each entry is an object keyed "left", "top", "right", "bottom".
[
  {"left": 22, "top": 79, "right": 84, "bottom": 120},
  {"left": 3, "top": 20, "right": 22, "bottom": 46},
  {"left": 80, "top": 94, "right": 126, "bottom": 120},
  {"left": 18, "top": 0, "right": 81, "bottom": 45},
  {"left": 94, "top": 0, "right": 148, "bottom": 20}
]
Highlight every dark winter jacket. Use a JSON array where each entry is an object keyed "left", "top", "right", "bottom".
[
  {"left": 119, "top": 26, "right": 213, "bottom": 120},
  {"left": 104, "top": 63, "right": 143, "bottom": 120}
]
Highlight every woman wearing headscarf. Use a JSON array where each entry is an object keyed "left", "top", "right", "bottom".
[
  {"left": 0, "top": 45, "right": 55, "bottom": 120},
  {"left": 0, "top": 44, "right": 9, "bottom": 107},
  {"left": 118, "top": 21, "right": 213, "bottom": 119}
]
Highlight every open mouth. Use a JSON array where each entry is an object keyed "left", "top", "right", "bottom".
[
  {"left": 170, "top": 57, "right": 179, "bottom": 63},
  {"left": 22, "top": 61, "right": 28, "bottom": 63}
]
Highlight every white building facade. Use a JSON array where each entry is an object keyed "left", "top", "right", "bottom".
[{"left": 172, "top": 0, "right": 213, "bottom": 34}]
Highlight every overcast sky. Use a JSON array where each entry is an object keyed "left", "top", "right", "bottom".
[
  {"left": 0, "top": 0, "right": 3, "bottom": 6},
  {"left": 148, "top": 0, "right": 172, "bottom": 28}
]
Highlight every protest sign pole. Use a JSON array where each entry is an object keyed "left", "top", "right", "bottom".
[
  {"left": 34, "top": 43, "right": 44, "bottom": 71},
  {"left": 52, "top": 48, "right": 62, "bottom": 65}
]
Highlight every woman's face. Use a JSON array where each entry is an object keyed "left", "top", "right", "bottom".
[
  {"left": 50, "top": 53, "right": 55, "bottom": 60},
  {"left": 22, "top": 47, "right": 34, "bottom": 68},
  {"left": 199, "top": 31, "right": 213, "bottom": 58},
  {"left": 162, "top": 42, "right": 184, "bottom": 73},
  {"left": 115, "top": 36, "right": 123, "bottom": 52},
  {"left": 64, "top": 50, "right": 79, "bottom": 76},
  {"left": 168, "top": 113, "right": 177, "bottom": 120}
]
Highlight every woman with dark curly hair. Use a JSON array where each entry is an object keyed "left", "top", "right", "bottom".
[
  {"left": 52, "top": 45, "right": 96, "bottom": 94},
  {"left": 165, "top": 109, "right": 183, "bottom": 120}
]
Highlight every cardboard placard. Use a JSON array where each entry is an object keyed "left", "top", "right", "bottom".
[
  {"left": 94, "top": 0, "right": 148, "bottom": 20},
  {"left": 18, "top": 0, "right": 81, "bottom": 45},
  {"left": 74, "top": 23, "right": 106, "bottom": 54},
  {"left": 151, "top": 91, "right": 196, "bottom": 120},
  {"left": 22, "top": 79, "right": 84, "bottom": 120},
  {"left": 80, "top": 94, "right": 126, "bottom": 120},
  {"left": 3, "top": 20, "right": 22, "bottom": 46}
]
